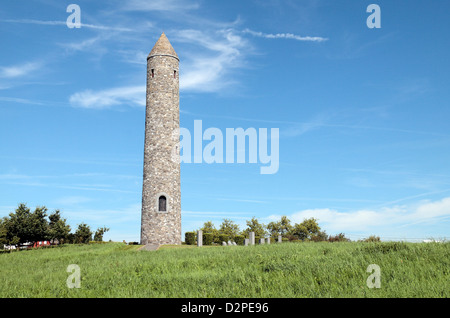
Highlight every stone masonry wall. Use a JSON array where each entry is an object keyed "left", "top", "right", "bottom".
[{"left": 140, "top": 51, "right": 181, "bottom": 246}]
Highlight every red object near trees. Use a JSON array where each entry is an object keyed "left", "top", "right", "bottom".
[{"left": 33, "top": 241, "right": 51, "bottom": 248}]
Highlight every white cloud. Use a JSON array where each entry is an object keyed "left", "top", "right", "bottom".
[
  {"left": 175, "top": 28, "right": 248, "bottom": 92},
  {"left": 69, "top": 85, "right": 145, "bottom": 109},
  {"left": 121, "top": 0, "right": 199, "bottom": 12},
  {"left": 242, "top": 28, "right": 328, "bottom": 42},
  {"left": 60, "top": 36, "right": 103, "bottom": 52},
  {"left": 0, "top": 62, "right": 41, "bottom": 78},
  {"left": 272, "top": 197, "right": 450, "bottom": 235},
  {"left": 0, "top": 96, "right": 45, "bottom": 105},
  {"left": 0, "top": 19, "right": 132, "bottom": 32},
  {"left": 412, "top": 197, "right": 450, "bottom": 221}
]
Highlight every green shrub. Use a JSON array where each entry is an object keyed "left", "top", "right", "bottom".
[
  {"left": 285, "top": 234, "right": 299, "bottom": 241},
  {"left": 218, "top": 234, "right": 229, "bottom": 243},
  {"left": 328, "top": 233, "right": 350, "bottom": 242},
  {"left": 234, "top": 235, "right": 244, "bottom": 245},
  {"left": 88, "top": 241, "right": 107, "bottom": 244},
  {"left": 360, "top": 241, "right": 410, "bottom": 254},
  {"left": 185, "top": 232, "right": 196, "bottom": 245},
  {"left": 362, "top": 235, "right": 381, "bottom": 242},
  {"left": 203, "top": 233, "right": 214, "bottom": 246}
]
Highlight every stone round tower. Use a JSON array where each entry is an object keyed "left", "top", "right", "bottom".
[{"left": 140, "top": 33, "right": 181, "bottom": 246}]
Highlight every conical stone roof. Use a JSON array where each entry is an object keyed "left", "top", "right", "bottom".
[{"left": 148, "top": 32, "right": 179, "bottom": 60}]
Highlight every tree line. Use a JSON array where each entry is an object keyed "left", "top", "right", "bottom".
[
  {"left": 185, "top": 216, "right": 352, "bottom": 245},
  {"left": 0, "top": 203, "right": 109, "bottom": 248}
]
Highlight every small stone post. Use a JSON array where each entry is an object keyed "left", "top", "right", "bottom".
[
  {"left": 244, "top": 238, "right": 249, "bottom": 246},
  {"left": 249, "top": 232, "right": 255, "bottom": 245},
  {"left": 278, "top": 235, "right": 282, "bottom": 243},
  {"left": 267, "top": 237, "right": 271, "bottom": 244},
  {"left": 260, "top": 238, "right": 265, "bottom": 245},
  {"left": 197, "top": 230, "right": 202, "bottom": 247}
]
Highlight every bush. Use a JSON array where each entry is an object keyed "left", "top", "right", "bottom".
[
  {"left": 234, "top": 235, "right": 244, "bottom": 245},
  {"left": 363, "top": 235, "right": 381, "bottom": 242},
  {"left": 218, "top": 234, "right": 229, "bottom": 243},
  {"left": 310, "top": 230, "right": 328, "bottom": 242},
  {"left": 360, "top": 241, "right": 410, "bottom": 254},
  {"left": 285, "top": 234, "right": 299, "bottom": 242},
  {"left": 203, "top": 233, "right": 214, "bottom": 246},
  {"left": 185, "top": 232, "right": 196, "bottom": 245},
  {"left": 328, "top": 233, "right": 350, "bottom": 242},
  {"left": 88, "top": 241, "right": 107, "bottom": 244}
]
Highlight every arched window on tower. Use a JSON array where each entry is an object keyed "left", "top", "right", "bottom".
[{"left": 158, "top": 195, "right": 167, "bottom": 212}]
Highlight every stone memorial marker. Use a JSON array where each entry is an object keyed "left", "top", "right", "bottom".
[
  {"left": 197, "top": 230, "right": 203, "bottom": 247},
  {"left": 249, "top": 232, "right": 255, "bottom": 245}
]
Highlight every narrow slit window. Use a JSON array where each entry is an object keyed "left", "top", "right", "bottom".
[
  {"left": 174, "top": 70, "right": 177, "bottom": 78},
  {"left": 158, "top": 195, "right": 167, "bottom": 212},
  {"left": 151, "top": 69, "right": 154, "bottom": 78}
]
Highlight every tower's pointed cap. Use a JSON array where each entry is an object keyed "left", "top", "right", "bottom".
[{"left": 148, "top": 32, "right": 179, "bottom": 60}]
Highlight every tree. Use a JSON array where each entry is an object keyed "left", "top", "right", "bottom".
[
  {"left": 266, "top": 221, "right": 281, "bottom": 237},
  {"left": 200, "top": 221, "right": 219, "bottom": 243},
  {"left": 291, "top": 223, "right": 308, "bottom": 240},
  {"left": 242, "top": 217, "right": 266, "bottom": 237},
  {"left": 93, "top": 227, "right": 110, "bottom": 242},
  {"left": 266, "top": 216, "right": 293, "bottom": 237},
  {"left": 291, "top": 218, "right": 322, "bottom": 241},
  {"left": 6, "top": 203, "right": 32, "bottom": 243},
  {"left": 219, "top": 219, "right": 240, "bottom": 240},
  {"left": 5, "top": 203, "right": 49, "bottom": 243},
  {"left": 29, "top": 206, "right": 49, "bottom": 242},
  {"left": 279, "top": 216, "right": 293, "bottom": 235},
  {"left": 74, "top": 223, "right": 92, "bottom": 244},
  {"left": 48, "top": 210, "right": 71, "bottom": 244},
  {"left": 0, "top": 217, "right": 8, "bottom": 246}
]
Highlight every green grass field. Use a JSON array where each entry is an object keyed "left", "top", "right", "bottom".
[{"left": 0, "top": 241, "right": 448, "bottom": 298}]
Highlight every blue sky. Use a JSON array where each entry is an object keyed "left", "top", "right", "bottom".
[{"left": 1, "top": 0, "right": 449, "bottom": 242}]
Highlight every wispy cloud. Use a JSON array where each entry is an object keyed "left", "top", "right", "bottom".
[
  {"left": 0, "top": 19, "right": 133, "bottom": 32},
  {"left": 0, "top": 96, "right": 45, "bottom": 105},
  {"left": 268, "top": 196, "right": 450, "bottom": 238},
  {"left": 175, "top": 28, "right": 248, "bottom": 92},
  {"left": 64, "top": 203, "right": 141, "bottom": 224},
  {"left": 120, "top": 0, "right": 199, "bottom": 12},
  {"left": 0, "top": 62, "right": 42, "bottom": 78},
  {"left": 242, "top": 28, "right": 328, "bottom": 42},
  {"left": 0, "top": 173, "right": 137, "bottom": 193},
  {"left": 69, "top": 85, "right": 145, "bottom": 109}
]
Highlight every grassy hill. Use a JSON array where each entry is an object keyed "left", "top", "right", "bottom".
[{"left": 0, "top": 241, "right": 448, "bottom": 298}]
